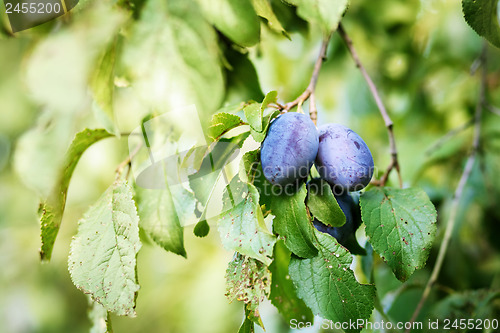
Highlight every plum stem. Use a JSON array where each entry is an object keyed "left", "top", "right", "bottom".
[
  {"left": 406, "top": 42, "right": 487, "bottom": 333},
  {"left": 282, "top": 32, "right": 333, "bottom": 125},
  {"left": 337, "top": 23, "right": 402, "bottom": 188}
]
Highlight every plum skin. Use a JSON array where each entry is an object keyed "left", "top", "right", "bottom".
[
  {"left": 315, "top": 124, "right": 374, "bottom": 192},
  {"left": 260, "top": 112, "right": 319, "bottom": 186},
  {"left": 313, "top": 192, "right": 357, "bottom": 245}
]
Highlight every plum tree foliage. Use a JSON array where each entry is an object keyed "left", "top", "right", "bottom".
[{"left": 7, "top": 0, "right": 500, "bottom": 332}]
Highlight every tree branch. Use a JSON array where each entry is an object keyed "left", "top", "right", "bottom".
[
  {"left": 406, "top": 43, "right": 487, "bottom": 332},
  {"left": 282, "top": 32, "right": 333, "bottom": 125},
  {"left": 115, "top": 142, "right": 143, "bottom": 180},
  {"left": 425, "top": 119, "right": 474, "bottom": 156},
  {"left": 337, "top": 23, "right": 402, "bottom": 188},
  {"left": 485, "top": 103, "right": 500, "bottom": 116}
]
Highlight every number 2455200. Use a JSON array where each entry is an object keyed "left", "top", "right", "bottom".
[{"left": 5, "top": 2, "right": 62, "bottom": 14}]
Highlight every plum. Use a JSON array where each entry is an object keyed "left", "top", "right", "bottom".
[
  {"left": 315, "top": 124, "right": 374, "bottom": 192},
  {"left": 313, "top": 192, "right": 361, "bottom": 246},
  {"left": 260, "top": 112, "right": 319, "bottom": 186}
]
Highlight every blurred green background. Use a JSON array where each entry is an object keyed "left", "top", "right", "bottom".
[{"left": 1, "top": 0, "right": 500, "bottom": 332}]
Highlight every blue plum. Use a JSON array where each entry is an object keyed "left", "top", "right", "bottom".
[
  {"left": 260, "top": 112, "right": 319, "bottom": 186},
  {"left": 315, "top": 124, "right": 374, "bottom": 192}
]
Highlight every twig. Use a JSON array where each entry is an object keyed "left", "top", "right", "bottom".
[
  {"left": 485, "top": 103, "right": 500, "bottom": 116},
  {"left": 425, "top": 119, "right": 474, "bottom": 156},
  {"left": 406, "top": 43, "right": 487, "bottom": 333},
  {"left": 115, "top": 142, "right": 143, "bottom": 180},
  {"left": 337, "top": 23, "right": 402, "bottom": 188},
  {"left": 282, "top": 32, "right": 333, "bottom": 125}
]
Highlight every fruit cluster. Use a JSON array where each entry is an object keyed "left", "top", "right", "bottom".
[{"left": 260, "top": 112, "right": 374, "bottom": 246}]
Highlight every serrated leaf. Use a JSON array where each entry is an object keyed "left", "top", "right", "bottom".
[
  {"left": 289, "top": 230, "right": 375, "bottom": 333},
  {"left": 306, "top": 178, "right": 345, "bottom": 227},
  {"left": 463, "top": 0, "right": 500, "bottom": 48},
  {"left": 239, "top": 149, "right": 260, "bottom": 183},
  {"left": 219, "top": 178, "right": 276, "bottom": 265},
  {"left": 270, "top": 184, "right": 318, "bottom": 258},
  {"left": 247, "top": 91, "right": 280, "bottom": 142},
  {"left": 123, "top": 0, "right": 224, "bottom": 118},
  {"left": 197, "top": 0, "right": 261, "bottom": 47},
  {"left": 360, "top": 187, "right": 437, "bottom": 282},
  {"left": 136, "top": 186, "right": 189, "bottom": 258},
  {"left": 251, "top": 0, "right": 289, "bottom": 37},
  {"left": 209, "top": 112, "right": 245, "bottom": 141},
  {"left": 39, "top": 129, "right": 113, "bottom": 261},
  {"left": 91, "top": 39, "right": 118, "bottom": 136},
  {"left": 269, "top": 240, "right": 314, "bottom": 324},
  {"left": 244, "top": 103, "right": 263, "bottom": 132},
  {"left": 225, "top": 254, "right": 270, "bottom": 329},
  {"left": 285, "top": 0, "right": 348, "bottom": 34},
  {"left": 261, "top": 90, "right": 278, "bottom": 110},
  {"left": 68, "top": 181, "right": 141, "bottom": 316}
]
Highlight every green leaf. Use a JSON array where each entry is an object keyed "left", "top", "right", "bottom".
[
  {"left": 269, "top": 240, "right": 314, "bottom": 324},
  {"left": 208, "top": 112, "right": 245, "bottom": 141},
  {"left": 197, "top": 0, "right": 261, "bottom": 47},
  {"left": 244, "top": 103, "right": 263, "bottom": 132},
  {"left": 270, "top": 184, "right": 318, "bottom": 258},
  {"left": 285, "top": 0, "right": 348, "bottom": 34},
  {"left": 225, "top": 254, "right": 270, "bottom": 329},
  {"left": 306, "top": 178, "right": 345, "bottom": 227},
  {"left": 218, "top": 178, "right": 276, "bottom": 265},
  {"left": 261, "top": 90, "right": 278, "bottom": 110},
  {"left": 14, "top": 113, "right": 75, "bottom": 197},
  {"left": 251, "top": 0, "right": 289, "bottom": 37},
  {"left": 136, "top": 186, "right": 189, "bottom": 258},
  {"left": 39, "top": 129, "right": 113, "bottom": 261},
  {"left": 123, "top": 0, "right": 224, "bottom": 120},
  {"left": 238, "top": 307, "right": 255, "bottom": 333},
  {"left": 239, "top": 149, "right": 260, "bottom": 183},
  {"left": 360, "top": 187, "right": 437, "bottom": 282},
  {"left": 223, "top": 47, "right": 265, "bottom": 105},
  {"left": 463, "top": 0, "right": 500, "bottom": 48},
  {"left": 193, "top": 220, "right": 210, "bottom": 237},
  {"left": 25, "top": 2, "right": 126, "bottom": 112},
  {"left": 189, "top": 132, "right": 250, "bottom": 207},
  {"left": 431, "top": 289, "right": 500, "bottom": 322},
  {"left": 289, "top": 230, "right": 376, "bottom": 333},
  {"left": 90, "top": 39, "right": 118, "bottom": 136},
  {"left": 68, "top": 180, "right": 141, "bottom": 316},
  {"left": 246, "top": 91, "right": 279, "bottom": 142}
]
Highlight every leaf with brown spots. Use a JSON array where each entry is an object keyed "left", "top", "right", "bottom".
[
  {"left": 269, "top": 240, "right": 313, "bottom": 325},
  {"left": 289, "top": 230, "right": 375, "bottom": 333},
  {"left": 218, "top": 178, "right": 276, "bottom": 265},
  {"left": 225, "top": 253, "right": 270, "bottom": 330},
  {"left": 68, "top": 180, "right": 141, "bottom": 316},
  {"left": 360, "top": 187, "right": 437, "bottom": 282}
]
